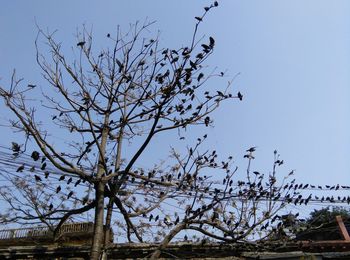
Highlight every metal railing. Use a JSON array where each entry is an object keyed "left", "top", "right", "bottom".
[{"left": 0, "top": 222, "right": 93, "bottom": 240}]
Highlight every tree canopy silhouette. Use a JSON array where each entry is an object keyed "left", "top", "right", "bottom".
[{"left": 0, "top": 3, "right": 298, "bottom": 259}]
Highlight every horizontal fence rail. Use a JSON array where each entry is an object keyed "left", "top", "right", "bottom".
[{"left": 0, "top": 222, "right": 93, "bottom": 240}]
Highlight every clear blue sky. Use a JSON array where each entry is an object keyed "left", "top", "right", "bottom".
[{"left": 1, "top": 1, "right": 350, "bottom": 215}]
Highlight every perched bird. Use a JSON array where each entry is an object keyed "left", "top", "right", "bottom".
[
  {"left": 74, "top": 179, "right": 81, "bottom": 187},
  {"left": 12, "top": 142, "right": 21, "bottom": 152},
  {"left": 77, "top": 41, "right": 85, "bottom": 47},
  {"left": 243, "top": 154, "right": 255, "bottom": 159},
  {"left": 204, "top": 116, "right": 210, "bottom": 127},
  {"left": 34, "top": 175, "right": 42, "bottom": 182},
  {"left": 174, "top": 216, "right": 180, "bottom": 225},
  {"left": 209, "top": 36, "right": 215, "bottom": 47},
  {"left": 82, "top": 196, "right": 88, "bottom": 205},
  {"left": 246, "top": 147, "right": 257, "bottom": 153},
  {"left": 67, "top": 191, "right": 74, "bottom": 199},
  {"left": 31, "top": 151, "right": 40, "bottom": 161},
  {"left": 197, "top": 73, "right": 204, "bottom": 82},
  {"left": 164, "top": 215, "right": 172, "bottom": 226},
  {"left": 41, "top": 162, "right": 47, "bottom": 170},
  {"left": 56, "top": 185, "right": 61, "bottom": 193},
  {"left": 16, "top": 164, "right": 25, "bottom": 172},
  {"left": 237, "top": 91, "right": 243, "bottom": 101}
]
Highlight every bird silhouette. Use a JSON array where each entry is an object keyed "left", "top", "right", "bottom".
[
  {"left": 244, "top": 154, "right": 255, "bottom": 159},
  {"left": 209, "top": 37, "right": 215, "bottom": 48},
  {"left": 16, "top": 164, "right": 25, "bottom": 172},
  {"left": 31, "top": 151, "right": 40, "bottom": 161},
  {"left": 204, "top": 116, "right": 210, "bottom": 127},
  {"left": 41, "top": 162, "right": 47, "bottom": 170},
  {"left": 197, "top": 73, "right": 204, "bottom": 82},
  {"left": 11, "top": 142, "right": 21, "bottom": 152},
  {"left": 77, "top": 41, "right": 85, "bottom": 47},
  {"left": 174, "top": 216, "right": 180, "bottom": 225},
  {"left": 164, "top": 215, "right": 172, "bottom": 226},
  {"left": 246, "top": 147, "right": 256, "bottom": 153},
  {"left": 82, "top": 196, "right": 88, "bottom": 205},
  {"left": 67, "top": 191, "right": 73, "bottom": 199}
]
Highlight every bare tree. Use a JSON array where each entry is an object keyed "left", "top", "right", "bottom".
[{"left": 0, "top": 3, "right": 298, "bottom": 259}]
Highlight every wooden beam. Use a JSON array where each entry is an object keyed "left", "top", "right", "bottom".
[{"left": 336, "top": 215, "right": 350, "bottom": 241}]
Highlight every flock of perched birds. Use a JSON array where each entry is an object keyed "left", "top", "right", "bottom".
[{"left": 5, "top": 143, "right": 350, "bottom": 209}]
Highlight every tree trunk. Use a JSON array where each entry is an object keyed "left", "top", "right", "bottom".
[
  {"left": 101, "top": 197, "right": 114, "bottom": 260},
  {"left": 102, "top": 125, "right": 124, "bottom": 260},
  {"left": 91, "top": 182, "right": 105, "bottom": 260}
]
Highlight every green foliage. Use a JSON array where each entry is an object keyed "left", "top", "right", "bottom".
[{"left": 307, "top": 207, "right": 350, "bottom": 226}]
